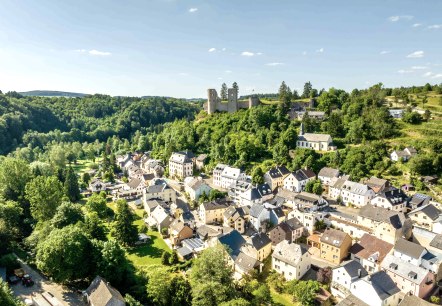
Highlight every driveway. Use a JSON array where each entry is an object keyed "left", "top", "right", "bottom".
[{"left": 11, "top": 257, "right": 84, "bottom": 306}]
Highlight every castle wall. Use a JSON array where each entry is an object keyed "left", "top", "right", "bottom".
[
  {"left": 227, "top": 88, "right": 238, "bottom": 113},
  {"left": 206, "top": 88, "right": 261, "bottom": 114},
  {"left": 237, "top": 101, "right": 250, "bottom": 109}
]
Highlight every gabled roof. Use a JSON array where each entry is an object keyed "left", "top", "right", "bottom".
[
  {"left": 382, "top": 254, "right": 430, "bottom": 284},
  {"left": 365, "top": 176, "right": 388, "bottom": 189},
  {"left": 339, "top": 260, "right": 368, "bottom": 278},
  {"left": 249, "top": 232, "right": 272, "bottom": 250},
  {"left": 85, "top": 276, "right": 125, "bottom": 306},
  {"left": 234, "top": 252, "right": 261, "bottom": 273},
  {"left": 350, "top": 234, "right": 393, "bottom": 264},
  {"left": 330, "top": 175, "right": 350, "bottom": 189},
  {"left": 394, "top": 238, "right": 426, "bottom": 259},
  {"left": 409, "top": 203, "right": 440, "bottom": 221},
  {"left": 249, "top": 204, "right": 265, "bottom": 218},
  {"left": 409, "top": 193, "right": 432, "bottom": 207},
  {"left": 362, "top": 271, "right": 401, "bottom": 300},
  {"left": 169, "top": 151, "right": 194, "bottom": 164},
  {"left": 202, "top": 200, "right": 230, "bottom": 211},
  {"left": 320, "top": 228, "right": 349, "bottom": 247},
  {"left": 266, "top": 166, "right": 290, "bottom": 179},
  {"left": 298, "top": 133, "right": 332, "bottom": 142},
  {"left": 359, "top": 205, "right": 406, "bottom": 229},
  {"left": 337, "top": 294, "right": 369, "bottom": 306},
  {"left": 341, "top": 180, "right": 372, "bottom": 196},
  {"left": 272, "top": 241, "right": 308, "bottom": 266},
  {"left": 318, "top": 167, "right": 340, "bottom": 179},
  {"left": 127, "top": 178, "right": 142, "bottom": 189},
  {"left": 398, "top": 294, "right": 434, "bottom": 306},
  {"left": 285, "top": 217, "right": 304, "bottom": 230},
  {"left": 145, "top": 199, "right": 167, "bottom": 211},
  {"left": 375, "top": 187, "right": 408, "bottom": 206},
  {"left": 218, "top": 230, "right": 246, "bottom": 257},
  {"left": 186, "top": 177, "right": 210, "bottom": 191},
  {"left": 223, "top": 206, "right": 247, "bottom": 221},
  {"left": 272, "top": 206, "right": 285, "bottom": 218},
  {"left": 430, "top": 234, "right": 442, "bottom": 250},
  {"left": 170, "top": 219, "right": 188, "bottom": 234}
]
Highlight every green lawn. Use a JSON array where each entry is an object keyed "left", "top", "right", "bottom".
[
  {"left": 126, "top": 230, "right": 171, "bottom": 267},
  {"left": 68, "top": 158, "right": 102, "bottom": 175}
]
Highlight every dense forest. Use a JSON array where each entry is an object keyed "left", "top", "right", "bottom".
[{"left": 0, "top": 92, "right": 198, "bottom": 155}]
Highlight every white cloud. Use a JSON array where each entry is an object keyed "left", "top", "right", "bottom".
[
  {"left": 222, "top": 48, "right": 226, "bottom": 51},
  {"left": 189, "top": 8, "right": 198, "bottom": 13},
  {"left": 411, "top": 66, "right": 427, "bottom": 70},
  {"left": 428, "top": 24, "right": 442, "bottom": 29},
  {"left": 217, "top": 77, "right": 223, "bottom": 80},
  {"left": 407, "top": 50, "right": 424, "bottom": 58},
  {"left": 433, "top": 74, "right": 442, "bottom": 79},
  {"left": 380, "top": 50, "right": 391, "bottom": 55},
  {"left": 423, "top": 71, "right": 433, "bottom": 77},
  {"left": 75, "top": 49, "right": 111, "bottom": 56},
  {"left": 89, "top": 49, "right": 111, "bottom": 56},
  {"left": 225, "top": 70, "right": 232, "bottom": 73},
  {"left": 412, "top": 23, "right": 422, "bottom": 27},
  {"left": 256, "top": 52, "right": 263, "bottom": 55},
  {"left": 398, "top": 69, "right": 413, "bottom": 74},
  {"left": 424, "top": 71, "right": 442, "bottom": 79},
  {"left": 302, "top": 51, "right": 307, "bottom": 55},
  {"left": 208, "top": 48, "right": 216, "bottom": 52},
  {"left": 316, "top": 48, "right": 324, "bottom": 53},
  {"left": 388, "top": 15, "right": 413, "bottom": 22},
  {"left": 178, "top": 72, "right": 189, "bottom": 76},
  {"left": 241, "top": 51, "right": 255, "bottom": 56},
  {"left": 265, "top": 62, "right": 284, "bottom": 66}
]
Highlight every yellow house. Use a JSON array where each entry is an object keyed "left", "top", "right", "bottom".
[
  {"left": 320, "top": 228, "right": 352, "bottom": 265},
  {"left": 199, "top": 200, "right": 230, "bottom": 224},
  {"left": 242, "top": 233, "right": 272, "bottom": 262}
]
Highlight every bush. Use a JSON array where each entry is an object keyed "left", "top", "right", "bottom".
[
  {"left": 161, "top": 251, "right": 170, "bottom": 265},
  {"left": 138, "top": 224, "right": 148, "bottom": 234},
  {"left": 0, "top": 254, "right": 20, "bottom": 273},
  {"left": 430, "top": 295, "right": 440, "bottom": 304}
]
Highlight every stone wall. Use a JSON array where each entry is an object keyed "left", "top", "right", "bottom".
[{"left": 204, "top": 88, "right": 261, "bottom": 114}]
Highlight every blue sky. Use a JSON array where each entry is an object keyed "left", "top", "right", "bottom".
[{"left": 0, "top": 0, "right": 441, "bottom": 98}]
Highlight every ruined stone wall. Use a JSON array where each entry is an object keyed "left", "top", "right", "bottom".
[{"left": 205, "top": 88, "right": 261, "bottom": 114}]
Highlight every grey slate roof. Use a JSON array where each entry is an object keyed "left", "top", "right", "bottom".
[
  {"left": 409, "top": 203, "right": 440, "bottom": 221},
  {"left": 293, "top": 168, "right": 316, "bottom": 181},
  {"left": 272, "top": 241, "right": 308, "bottom": 266},
  {"left": 234, "top": 252, "right": 261, "bottom": 273},
  {"left": 249, "top": 232, "right": 272, "bottom": 251},
  {"left": 430, "top": 234, "right": 442, "bottom": 250},
  {"left": 318, "top": 167, "right": 340, "bottom": 179},
  {"left": 341, "top": 260, "right": 368, "bottom": 278},
  {"left": 359, "top": 205, "right": 406, "bottom": 229},
  {"left": 249, "top": 204, "right": 265, "bottom": 218},
  {"left": 398, "top": 294, "right": 434, "bottom": 306},
  {"left": 375, "top": 187, "right": 408, "bottom": 206},
  {"left": 202, "top": 200, "right": 230, "bottom": 211},
  {"left": 409, "top": 193, "right": 432, "bottom": 207},
  {"left": 366, "top": 271, "right": 401, "bottom": 300},
  {"left": 298, "top": 133, "right": 331, "bottom": 142},
  {"left": 267, "top": 166, "right": 290, "bottom": 179},
  {"left": 218, "top": 230, "right": 246, "bottom": 257},
  {"left": 320, "top": 228, "right": 349, "bottom": 247},
  {"left": 394, "top": 238, "right": 425, "bottom": 259},
  {"left": 336, "top": 294, "right": 369, "bottom": 306},
  {"left": 285, "top": 217, "right": 304, "bottom": 230},
  {"left": 382, "top": 254, "right": 430, "bottom": 285},
  {"left": 127, "top": 178, "right": 142, "bottom": 189}
]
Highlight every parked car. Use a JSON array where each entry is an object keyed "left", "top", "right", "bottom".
[{"left": 22, "top": 274, "right": 34, "bottom": 287}]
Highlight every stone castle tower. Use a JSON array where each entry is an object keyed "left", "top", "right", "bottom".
[{"left": 205, "top": 88, "right": 260, "bottom": 114}]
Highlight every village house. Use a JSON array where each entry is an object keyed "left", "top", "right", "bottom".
[
  {"left": 263, "top": 165, "right": 291, "bottom": 191},
  {"left": 168, "top": 151, "right": 195, "bottom": 179},
  {"left": 184, "top": 177, "right": 212, "bottom": 201},
  {"left": 143, "top": 179, "right": 176, "bottom": 203},
  {"left": 382, "top": 254, "right": 435, "bottom": 299},
  {"left": 390, "top": 147, "right": 417, "bottom": 162},
  {"left": 195, "top": 154, "right": 208, "bottom": 170},
  {"left": 331, "top": 260, "right": 368, "bottom": 300},
  {"left": 349, "top": 234, "right": 393, "bottom": 274},
  {"left": 408, "top": 204, "right": 442, "bottom": 234},
  {"left": 293, "top": 192, "right": 328, "bottom": 212},
  {"left": 317, "top": 167, "right": 340, "bottom": 186},
  {"left": 268, "top": 217, "right": 304, "bottom": 246},
  {"left": 228, "top": 180, "right": 252, "bottom": 203},
  {"left": 223, "top": 206, "right": 249, "bottom": 234},
  {"left": 143, "top": 198, "right": 167, "bottom": 216},
  {"left": 84, "top": 276, "right": 125, "bottom": 306},
  {"left": 195, "top": 224, "right": 221, "bottom": 241},
  {"left": 117, "top": 153, "right": 131, "bottom": 169},
  {"left": 320, "top": 228, "right": 353, "bottom": 265},
  {"left": 365, "top": 176, "right": 391, "bottom": 194},
  {"left": 358, "top": 205, "right": 412, "bottom": 244},
  {"left": 249, "top": 203, "right": 284, "bottom": 233},
  {"left": 288, "top": 208, "right": 327, "bottom": 234},
  {"left": 409, "top": 193, "right": 432, "bottom": 210},
  {"left": 213, "top": 164, "right": 246, "bottom": 189},
  {"left": 176, "top": 237, "right": 205, "bottom": 260},
  {"left": 146, "top": 204, "right": 174, "bottom": 232},
  {"left": 283, "top": 168, "right": 316, "bottom": 192},
  {"left": 124, "top": 177, "right": 145, "bottom": 194},
  {"left": 241, "top": 232, "right": 272, "bottom": 262},
  {"left": 296, "top": 123, "right": 336, "bottom": 151},
  {"left": 142, "top": 159, "right": 164, "bottom": 177},
  {"left": 349, "top": 271, "right": 402, "bottom": 306},
  {"left": 328, "top": 175, "right": 350, "bottom": 201},
  {"left": 237, "top": 183, "right": 273, "bottom": 207},
  {"left": 338, "top": 180, "right": 375, "bottom": 207},
  {"left": 199, "top": 199, "right": 231, "bottom": 224},
  {"left": 272, "top": 241, "right": 311, "bottom": 281},
  {"left": 370, "top": 187, "right": 409, "bottom": 213},
  {"left": 327, "top": 211, "right": 372, "bottom": 239},
  {"left": 169, "top": 219, "right": 193, "bottom": 247},
  {"left": 398, "top": 295, "right": 434, "bottom": 306},
  {"left": 89, "top": 178, "right": 107, "bottom": 193}
]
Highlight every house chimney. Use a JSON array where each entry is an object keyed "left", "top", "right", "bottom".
[{"left": 358, "top": 269, "right": 362, "bottom": 278}]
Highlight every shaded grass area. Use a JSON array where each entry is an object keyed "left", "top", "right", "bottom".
[{"left": 68, "top": 158, "right": 102, "bottom": 175}]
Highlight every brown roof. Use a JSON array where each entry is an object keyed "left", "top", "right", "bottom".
[
  {"left": 85, "top": 276, "right": 125, "bottom": 306},
  {"left": 350, "top": 234, "right": 393, "bottom": 264},
  {"left": 320, "top": 228, "right": 350, "bottom": 247}
]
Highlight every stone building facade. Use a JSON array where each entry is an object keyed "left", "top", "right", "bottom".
[{"left": 204, "top": 88, "right": 260, "bottom": 114}]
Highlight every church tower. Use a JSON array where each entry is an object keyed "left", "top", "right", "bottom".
[{"left": 299, "top": 122, "right": 304, "bottom": 136}]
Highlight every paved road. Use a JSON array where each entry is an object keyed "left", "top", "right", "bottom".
[{"left": 11, "top": 257, "right": 84, "bottom": 306}]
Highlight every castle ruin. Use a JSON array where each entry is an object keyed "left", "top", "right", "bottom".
[{"left": 204, "top": 88, "right": 261, "bottom": 114}]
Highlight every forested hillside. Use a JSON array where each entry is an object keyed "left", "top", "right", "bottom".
[{"left": 0, "top": 92, "right": 199, "bottom": 155}]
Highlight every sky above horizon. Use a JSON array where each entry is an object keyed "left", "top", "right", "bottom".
[{"left": 0, "top": 0, "right": 441, "bottom": 98}]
